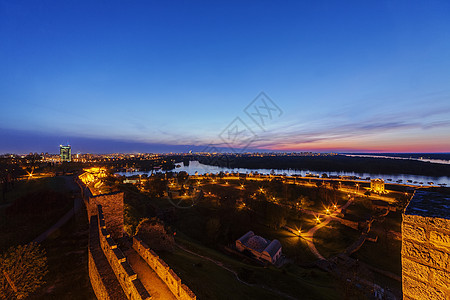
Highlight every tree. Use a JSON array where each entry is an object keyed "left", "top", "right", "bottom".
[
  {"left": 0, "top": 243, "right": 48, "bottom": 299},
  {"left": 206, "top": 217, "right": 221, "bottom": 243},
  {"left": 298, "top": 195, "right": 314, "bottom": 209},
  {"left": 135, "top": 218, "right": 175, "bottom": 252},
  {"left": 266, "top": 203, "right": 287, "bottom": 229}
]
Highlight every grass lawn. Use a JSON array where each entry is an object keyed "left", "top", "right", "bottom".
[
  {"left": 250, "top": 222, "right": 317, "bottom": 264},
  {"left": 314, "top": 221, "right": 360, "bottom": 259},
  {"left": 351, "top": 225, "right": 401, "bottom": 276},
  {"left": 30, "top": 201, "right": 96, "bottom": 299},
  {"left": 345, "top": 200, "right": 374, "bottom": 220},
  {"left": 158, "top": 233, "right": 343, "bottom": 300},
  {"left": 0, "top": 176, "right": 74, "bottom": 251},
  {"left": 0, "top": 176, "right": 68, "bottom": 205}
]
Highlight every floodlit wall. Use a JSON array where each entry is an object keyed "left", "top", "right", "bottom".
[
  {"left": 91, "top": 192, "right": 124, "bottom": 240},
  {"left": 88, "top": 250, "right": 113, "bottom": 300},
  {"left": 402, "top": 213, "right": 450, "bottom": 299},
  {"left": 133, "top": 237, "right": 196, "bottom": 300},
  {"left": 77, "top": 175, "right": 124, "bottom": 240},
  {"left": 97, "top": 206, "right": 150, "bottom": 300},
  {"left": 88, "top": 215, "right": 127, "bottom": 300}
]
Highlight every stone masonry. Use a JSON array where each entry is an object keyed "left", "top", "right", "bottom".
[
  {"left": 402, "top": 190, "right": 450, "bottom": 300},
  {"left": 90, "top": 192, "right": 124, "bottom": 240}
]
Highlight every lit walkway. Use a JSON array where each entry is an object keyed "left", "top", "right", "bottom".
[
  {"left": 124, "top": 248, "right": 176, "bottom": 300},
  {"left": 301, "top": 197, "right": 354, "bottom": 260}
]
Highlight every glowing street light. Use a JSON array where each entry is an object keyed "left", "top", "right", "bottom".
[{"left": 315, "top": 216, "right": 321, "bottom": 223}]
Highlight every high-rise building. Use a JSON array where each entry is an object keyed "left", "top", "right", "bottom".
[{"left": 60, "top": 145, "right": 71, "bottom": 162}]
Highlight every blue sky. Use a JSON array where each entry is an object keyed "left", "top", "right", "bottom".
[{"left": 1, "top": 1, "right": 450, "bottom": 153}]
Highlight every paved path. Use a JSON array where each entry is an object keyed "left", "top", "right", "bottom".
[
  {"left": 125, "top": 248, "right": 176, "bottom": 300},
  {"left": 33, "top": 176, "right": 83, "bottom": 243},
  {"left": 301, "top": 198, "right": 354, "bottom": 260}
]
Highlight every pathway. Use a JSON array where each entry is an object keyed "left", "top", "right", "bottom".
[
  {"left": 301, "top": 197, "right": 354, "bottom": 260},
  {"left": 124, "top": 248, "right": 176, "bottom": 300}
]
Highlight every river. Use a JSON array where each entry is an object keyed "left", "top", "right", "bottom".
[{"left": 116, "top": 160, "right": 450, "bottom": 187}]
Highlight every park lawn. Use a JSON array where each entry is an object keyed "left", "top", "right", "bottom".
[
  {"left": 0, "top": 176, "right": 68, "bottom": 205},
  {"left": 0, "top": 176, "right": 74, "bottom": 251},
  {"left": 346, "top": 200, "right": 373, "bottom": 216},
  {"left": 160, "top": 233, "right": 343, "bottom": 300},
  {"left": 314, "top": 221, "right": 360, "bottom": 259},
  {"left": 286, "top": 217, "right": 315, "bottom": 233},
  {"left": 382, "top": 211, "right": 402, "bottom": 232},
  {"left": 250, "top": 222, "right": 317, "bottom": 264},
  {"left": 30, "top": 206, "right": 96, "bottom": 300},
  {"left": 160, "top": 247, "right": 281, "bottom": 300},
  {"left": 351, "top": 227, "right": 401, "bottom": 276}
]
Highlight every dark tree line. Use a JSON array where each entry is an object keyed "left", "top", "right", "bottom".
[{"left": 198, "top": 155, "right": 450, "bottom": 177}]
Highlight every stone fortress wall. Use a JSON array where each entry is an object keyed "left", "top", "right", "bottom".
[
  {"left": 78, "top": 175, "right": 196, "bottom": 300},
  {"left": 96, "top": 205, "right": 150, "bottom": 299},
  {"left": 89, "top": 192, "right": 125, "bottom": 240},
  {"left": 88, "top": 214, "right": 128, "bottom": 300},
  {"left": 402, "top": 190, "right": 450, "bottom": 300},
  {"left": 88, "top": 247, "right": 114, "bottom": 300},
  {"left": 133, "top": 237, "right": 196, "bottom": 300}
]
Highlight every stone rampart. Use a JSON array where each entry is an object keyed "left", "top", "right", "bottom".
[
  {"left": 96, "top": 206, "right": 150, "bottom": 300},
  {"left": 88, "top": 250, "right": 111, "bottom": 300},
  {"left": 91, "top": 192, "right": 124, "bottom": 239},
  {"left": 133, "top": 237, "right": 196, "bottom": 300},
  {"left": 88, "top": 215, "right": 127, "bottom": 300},
  {"left": 402, "top": 190, "right": 450, "bottom": 300}
]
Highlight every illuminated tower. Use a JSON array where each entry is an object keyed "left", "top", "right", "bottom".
[{"left": 60, "top": 145, "right": 71, "bottom": 162}]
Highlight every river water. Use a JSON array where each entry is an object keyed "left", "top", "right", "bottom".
[{"left": 116, "top": 160, "right": 450, "bottom": 187}]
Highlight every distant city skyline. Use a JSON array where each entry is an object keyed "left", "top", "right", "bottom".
[{"left": 1, "top": 1, "right": 450, "bottom": 154}]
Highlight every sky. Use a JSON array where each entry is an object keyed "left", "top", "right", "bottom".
[{"left": 1, "top": 0, "right": 450, "bottom": 154}]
